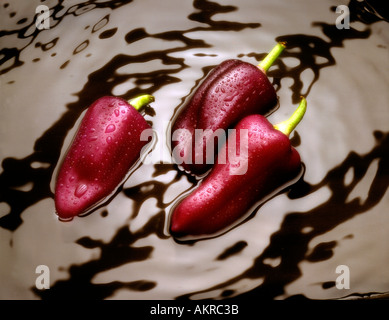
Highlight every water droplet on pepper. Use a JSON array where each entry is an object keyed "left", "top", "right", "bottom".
[
  {"left": 74, "top": 183, "right": 88, "bottom": 198},
  {"left": 105, "top": 124, "right": 116, "bottom": 133}
]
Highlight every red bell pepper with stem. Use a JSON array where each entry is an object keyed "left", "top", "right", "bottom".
[
  {"left": 54, "top": 94, "right": 154, "bottom": 221},
  {"left": 170, "top": 97, "right": 307, "bottom": 239},
  {"left": 171, "top": 43, "right": 286, "bottom": 175}
]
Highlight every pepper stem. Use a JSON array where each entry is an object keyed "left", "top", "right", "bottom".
[
  {"left": 129, "top": 94, "right": 155, "bottom": 110},
  {"left": 274, "top": 97, "right": 307, "bottom": 137},
  {"left": 258, "top": 42, "right": 286, "bottom": 73}
]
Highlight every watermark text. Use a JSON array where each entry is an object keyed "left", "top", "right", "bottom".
[{"left": 335, "top": 5, "right": 350, "bottom": 29}]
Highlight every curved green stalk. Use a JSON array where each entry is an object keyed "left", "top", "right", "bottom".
[
  {"left": 258, "top": 42, "right": 286, "bottom": 73},
  {"left": 129, "top": 94, "right": 155, "bottom": 111},
  {"left": 274, "top": 97, "right": 307, "bottom": 137}
]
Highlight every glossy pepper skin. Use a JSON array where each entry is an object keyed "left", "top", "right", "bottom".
[
  {"left": 170, "top": 98, "right": 306, "bottom": 239},
  {"left": 54, "top": 95, "right": 154, "bottom": 221},
  {"left": 171, "top": 43, "right": 285, "bottom": 175}
]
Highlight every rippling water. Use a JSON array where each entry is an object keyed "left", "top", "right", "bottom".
[{"left": 0, "top": 0, "right": 388, "bottom": 300}]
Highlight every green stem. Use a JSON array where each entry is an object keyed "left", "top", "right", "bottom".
[
  {"left": 129, "top": 94, "right": 155, "bottom": 111},
  {"left": 273, "top": 97, "right": 307, "bottom": 137},
  {"left": 258, "top": 42, "right": 286, "bottom": 73}
]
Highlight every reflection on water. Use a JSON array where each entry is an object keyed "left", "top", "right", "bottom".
[{"left": 0, "top": 0, "right": 388, "bottom": 300}]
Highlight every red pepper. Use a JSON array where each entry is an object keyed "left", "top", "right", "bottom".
[
  {"left": 54, "top": 94, "right": 154, "bottom": 221},
  {"left": 171, "top": 43, "right": 285, "bottom": 175},
  {"left": 169, "top": 97, "right": 307, "bottom": 239}
]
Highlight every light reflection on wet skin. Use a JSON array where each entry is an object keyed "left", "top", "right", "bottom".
[{"left": 0, "top": 0, "right": 387, "bottom": 299}]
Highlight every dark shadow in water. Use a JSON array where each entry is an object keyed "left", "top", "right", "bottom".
[{"left": 177, "top": 130, "right": 388, "bottom": 300}]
